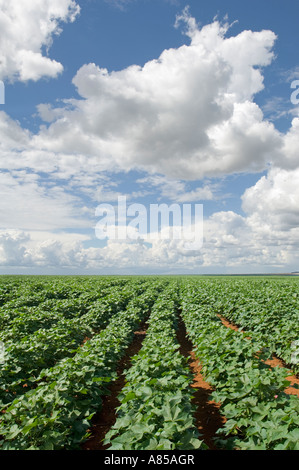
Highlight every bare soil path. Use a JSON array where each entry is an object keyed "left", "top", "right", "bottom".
[{"left": 176, "top": 316, "right": 226, "bottom": 450}]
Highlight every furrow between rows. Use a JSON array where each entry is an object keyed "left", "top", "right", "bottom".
[{"left": 81, "top": 318, "right": 149, "bottom": 450}]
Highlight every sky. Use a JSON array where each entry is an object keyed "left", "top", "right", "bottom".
[{"left": 0, "top": 0, "right": 299, "bottom": 275}]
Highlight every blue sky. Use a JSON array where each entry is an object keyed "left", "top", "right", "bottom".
[{"left": 0, "top": 0, "right": 299, "bottom": 274}]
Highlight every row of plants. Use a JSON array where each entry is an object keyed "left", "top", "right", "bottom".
[
  {"left": 209, "top": 278, "right": 299, "bottom": 374},
  {"left": 180, "top": 280, "right": 299, "bottom": 450},
  {"left": 0, "top": 280, "right": 166, "bottom": 450},
  {"left": 0, "top": 280, "right": 147, "bottom": 406},
  {"left": 0, "top": 277, "right": 129, "bottom": 333},
  {"left": 0, "top": 282, "right": 129, "bottom": 342},
  {"left": 104, "top": 281, "right": 206, "bottom": 451}
]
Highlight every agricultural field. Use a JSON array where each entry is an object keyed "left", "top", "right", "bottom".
[{"left": 0, "top": 275, "right": 298, "bottom": 451}]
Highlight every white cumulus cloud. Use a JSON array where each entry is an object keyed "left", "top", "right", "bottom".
[
  {"left": 0, "top": 0, "right": 80, "bottom": 82},
  {"left": 32, "top": 11, "right": 281, "bottom": 179}
]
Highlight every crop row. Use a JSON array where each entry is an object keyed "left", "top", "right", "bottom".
[
  {"left": 0, "top": 280, "right": 166, "bottom": 450},
  {"left": 180, "top": 280, "right": 299, "bottom": 450},
  {"left": 0, "top": 278, "right": 130, "bottom": 332},
  {"left": 104, "top": 281, "right": 205, "bottom": 451},
  {"left": 0, "top": 276, "right": 129, "bottom": 309},
  {"left": 0, "top": 280, "right": 148, "bottom": 406},
  {"left": 208, "top": 278, "right": 299, "bottom": 374}
]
